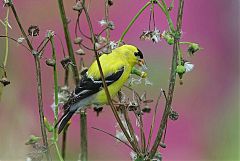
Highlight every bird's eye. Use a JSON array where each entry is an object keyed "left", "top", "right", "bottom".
[{"left": 134, "top": 49, "right": 143, "bottom": 59}]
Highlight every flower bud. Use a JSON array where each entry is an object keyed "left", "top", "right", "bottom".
[
  {"left": 162, "top": 31, "right": 174, "bottom": 45},
  {"left": 176, "top": 65, "right": 186, "bottom": 79},
  {"left": 188, "top": 43, "right": 200, "bottom": 55}
]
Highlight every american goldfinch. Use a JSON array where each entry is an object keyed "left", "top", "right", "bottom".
[{"left": 57, "top": 45, "right": 146, "bottom": 133}]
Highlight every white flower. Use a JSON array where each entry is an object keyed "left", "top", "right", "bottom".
[
  {"left": 140, "top": 28, "right": 161, "bottom": 43},
  {"left": 98, "top": 19, "right": 107, "bottom": 26},
  {"left": 184, "top": 62, "right": 194, "bottom": 72},
  {"left": 151, "top": 28, "right": 161, "bottom": 43}
]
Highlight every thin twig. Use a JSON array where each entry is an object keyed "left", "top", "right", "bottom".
[
  {"left": 0, "top": 35, "right": 31, "bottom": 52},
  {"left": 61, "top": 68, "right": 69, "bottom": 160},
  {"left": 122, "top": 106, "right": 141, "bottom": 152},
  {"left": 118, "top": 2, "right": 151, "bottom": 45},
  {"left": 149, "top": 0, "right": 184, "bottom": 158},
  {"left": 104, "top": 0, "right": 110, "bottom": 43},
  {"left": 57, "top": 0, "right": 80, "bottom": 84},
  {"left": 10, "top": 4, "right": 51, "bottom": 161},
  {"left": 50, "top": 34, "right": 64, "bottom": 161},
  {"left": 91, "top": 127, "right": 134, "bottom": 150},
  {"left": 146, "top": 89, "right": 163, "bottom": 150}
]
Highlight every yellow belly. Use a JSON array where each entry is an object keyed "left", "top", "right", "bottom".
[{"left": 93, "top": 66, "right": 131, "bottom": 105}]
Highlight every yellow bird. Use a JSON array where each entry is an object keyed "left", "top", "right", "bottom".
[{"left": 57, "top": 45, "right": 146, "bottom": 133}]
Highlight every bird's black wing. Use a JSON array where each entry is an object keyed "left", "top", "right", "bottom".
[
  {"left": 64, "top": 67, "right": 124, "bottom": 109},
  {"left": 57, "top": 67, "right": 124, "bottom": 134}
]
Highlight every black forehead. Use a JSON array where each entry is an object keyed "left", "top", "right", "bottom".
[{"left": 135, "top": 48, "right": 143, "bottom": 59}]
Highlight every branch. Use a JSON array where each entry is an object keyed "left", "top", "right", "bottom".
[
  {"left": 149, "top": 0, "right": 184, "bottom": 158},
  {"left": 57, "top": 0, "right": 79, "bottom": 84},
  {"left": 10, "top": 3, "right": 51, "bottom": 161}
]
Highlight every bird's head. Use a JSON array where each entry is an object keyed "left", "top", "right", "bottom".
[{"left": 117, "top": 45, "right": 147, "bottom": 69}]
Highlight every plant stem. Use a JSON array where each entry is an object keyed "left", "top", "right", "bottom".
[
  {"left": 57, "top": 0, "right": 79, "bottom": 85},
  {"left": 3, "top": 7, "right": 9, "bottom": 69},
  {"left": 10, "top": 4, "right": 51, "bottom": 161},
  {"left": 149, "top": 0, "right": 184, "bottom": 158},
  {"left": 61, "top": 68, "right": 69, "bottom": 160},
  {"left": 155, "top": 0, "right": 175, "bottom": 32},
  {"left": 80, "top": 110, "right": 88, "bottom": 161},
  {"left": 104, "top": 0, "right": 110, "bottom": 43},
  {"left": 118, "top": 1, "right": 151, "bottom": 45},
  {"left": 146, "top": 89, "right": 163, "bottom": 151},
  {"left": 49, "top": 35, "right": 60, "bottom": 143},
  {"left": 57, "top": 1, "right": 84, "bottom": 160},
  {"left": 82, "top": 4, "right": 141, "bottom": 154},
  {"left": 54, "top": 142, "right": 64, "bottom": 161}
]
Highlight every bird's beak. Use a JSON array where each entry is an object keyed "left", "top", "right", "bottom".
[{"left": 138, "top": 59, "right": 147, "bottom": 70}]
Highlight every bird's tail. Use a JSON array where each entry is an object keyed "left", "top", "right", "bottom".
[{"left": 56, "top": 110, "right": 75, "bottom": 134}]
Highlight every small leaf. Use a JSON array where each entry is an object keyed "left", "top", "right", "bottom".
[{"left": 44, "top": 117, "right": 54, "bottom": 132}]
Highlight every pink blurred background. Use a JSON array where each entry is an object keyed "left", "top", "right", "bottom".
[{"left": 0, "top": 0, "right": 239, "bottom": 161}]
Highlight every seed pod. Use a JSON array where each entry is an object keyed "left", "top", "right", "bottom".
[
  {"left": 0, "top": 77, "right": 10, "bottom": 86},
  {"left": 28, "top": 25, "right": 40, "bottom": 36},
  {"left": 72, "top": 1, "right": 83, "bottom": 11},
  {"left": 61, "top": 57, "right": 71, "bottom": 69},
  {"left": 74, "top": 37, "right": 83, "bottom": 44},
  {"left": 75, "top": 48, "right": 85, "bottom": 55},
  {"left": 160, "top": 142, "right": 166, "bottom": 148},
  {"left": 45, "top": 59, "right": 56, "bottom": 67}
]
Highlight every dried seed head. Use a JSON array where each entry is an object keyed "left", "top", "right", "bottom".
[
  {"left": 60, "top": 57, "right": 71, "bottom": 69},
  {"left": 3, "top": 0, "right": 12, "bottom": 7},
  {"left": 97, "top": 35, "right": 107, "bottom": 44},
  {"left": 45, "top": 59, "right": 56, "bottom": 67},
  {"left": 0, "top": 77, "right": 10, "bottom": 86},
  {"left": 93, "top": 106, "right": 103, "bottom": 116},
  {"left": 160, "top": 142, "right": 167, "bottom": 148},
  {"left": 142, "top": 106, "right": 151, "bottom": 113},
  {"left": 46, "top": 30, "right": 55, "bottom": 38},
  {"left": 75, "top": 48, "right": 85, "bottom": 55},
  {"left": 17, "top": 36, "right": 25, "bottom": 44},
  {"left": 80, "top": 67, "right": 88, "bottom": 76},
  {"left": 72, "top": 1, "right": 82, "bottom": 11},
  {"left": 140, "top": 28, "right": 161, "bottom": 43},
  {"left": 28, "top": 25, "right": 40, "bottom": 37},
  {"left": 108, "top": 0, "right": 113, "bottom": 6},
  {"left": 169, "top": 110, "right": 179, "bottom": 121},
  {"left": 74, "top": 37, "right": 83, "bottom": 44},
  {"left": 94, "top": 43, "right": 101, "bottom": 50}
]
